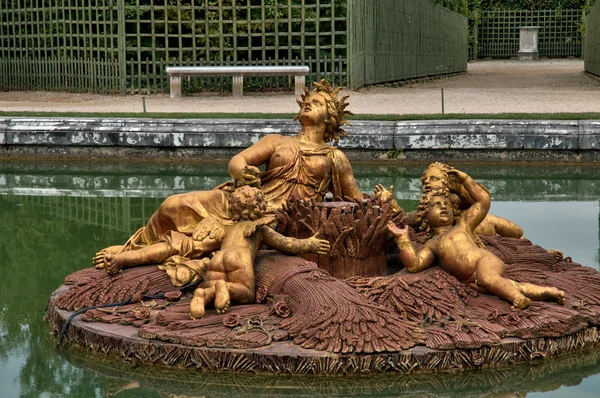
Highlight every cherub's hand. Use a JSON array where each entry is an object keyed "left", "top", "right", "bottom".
[
  {"left": 446, "top": 167, "right": 468, "bottom": 183},
  {"left": 240, "top": 165, "right": 261, "bottom": 187},
  {"left": 307, "top": 232, "right": 330, "bottom": 255},
  {"left": 388, "top": 221, "right": 409, "bottom": 239},
  {"left": 373, "top": 184, "right": 395, "bottom": 203}
]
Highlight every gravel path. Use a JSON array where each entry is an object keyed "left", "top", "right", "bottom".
[{"left": 0, "top": 59, "right": 598, "bottom": 115}]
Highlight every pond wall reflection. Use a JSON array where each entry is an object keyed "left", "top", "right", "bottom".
[
  {"left": 3, "top": 163, "right": 600, "bottom": 201},
  {"left": 1, "top": 161, "right": 600, "bottom": 397}
]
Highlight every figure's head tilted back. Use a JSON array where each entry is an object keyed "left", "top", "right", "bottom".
[
  {"left": 421, "top": 162, "right": 451, "bottom": 193},
  {"left": 415, "top": 188, "right": 460, "bottom": 234},
  {"left": 230, "top": 186, "right": 268, "bottom": 221},
  {"left": 294, "top": 79, "right": 353, "bottom": 144}
]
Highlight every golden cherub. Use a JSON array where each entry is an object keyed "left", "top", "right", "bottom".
[
  {"left": 387, "top": 167, "right": 565, "bottom": 310},
  {"left": 188, "top": 185, "right": 330, "bottom": 318},
  {"left": 375, "top": 162, "right": 525, "bottom": 239}
]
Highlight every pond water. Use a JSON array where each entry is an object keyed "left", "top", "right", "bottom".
[{"left": 1, "top": 160, "right": 599, "bottom": 398}]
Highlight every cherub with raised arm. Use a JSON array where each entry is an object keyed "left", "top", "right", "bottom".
[
  {"left": 374, "top": 162, "right": 524, "bottom": 239},
  {"left": 387, "top": 167, "right": 565, "bottom": 310},
  {"left": 188, "top": 185, "right": 330, "bottom": 318}
]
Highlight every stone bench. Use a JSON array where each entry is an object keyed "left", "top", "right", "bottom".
[{"left": 166, "top": 66, "right": 309, "bottom": 98}]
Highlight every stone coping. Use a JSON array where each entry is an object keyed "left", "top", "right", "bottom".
[{"left": 1, "top": 117, "right": 600, "bottom": 151}]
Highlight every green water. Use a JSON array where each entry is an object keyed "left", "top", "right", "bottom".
[{"left": 1, "top": 161, "right": 600, "bottom": 398}]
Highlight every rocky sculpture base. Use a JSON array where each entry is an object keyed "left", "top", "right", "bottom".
[
  {"left": 46, "top": 233, "right": 600, "bottom": 374},
  {"left": 46, "top": 292, "right": 600, "bottom": 374}
]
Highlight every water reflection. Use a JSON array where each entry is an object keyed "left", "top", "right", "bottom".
[
  {"left": 60, "top": 344, "right": 600, "bottom": 398},
  {"left": 0, "top": 161, "right": 599, "bottom": 397},
  {"left": 2, "top": 162, "right": 600, "bottom": 201}
]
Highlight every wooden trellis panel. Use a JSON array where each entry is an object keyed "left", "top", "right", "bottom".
[
  {"left": 122, "top": 0, "right": 348, "bottom": 94},
  {"left": 347, "top": 0, "right": 468, "bottom": 89},
  {"left": 0, "top": 0, "right": 348, "bottom": 94},
  {"left": 1, "top": 0, "right": 470, "bottom": 93},
  {"left": 0, "top": 0, "right": 123, "bottom": 93},
  {"left": 478, "top": 9, "right": 583, "bottom": 59}
]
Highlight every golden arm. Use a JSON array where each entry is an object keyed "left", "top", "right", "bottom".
[
  {"left": 333, "top": 148, "right": 363, "bottom": 199},
  {"left": 450, "top": 170, "right": 490, "bottom": 231},
  {"left": 260, "top": 227, "right": 330, "bottom": 255},
  {"left": 388, "top": 222, "right": 435, "bottom": 273},
  {"left": 227, "top": 134, "right": 279, "bottom": 183}
]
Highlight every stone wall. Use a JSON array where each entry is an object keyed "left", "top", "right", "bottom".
[{"left": 1, "top": 118, "right": 600, "bottom": 162}]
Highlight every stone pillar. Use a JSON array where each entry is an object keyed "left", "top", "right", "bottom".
[
  {"left": 518, "top": 26, "right": 540, "bottom": 61},
  {"left": 232, "top": 75, "right": 244, "bottom": 96},
  {"left": 169, "top": 76, "right": 182, "bottom": 98}
]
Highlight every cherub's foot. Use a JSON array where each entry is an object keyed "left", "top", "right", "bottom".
[
  {"left": 547, "top": 249, "right": 564, "bottom": 261},
  {"left": 214, "top": 280, "right": 231, "bottom": 314},
  {"left": 542, "top": 287, "right": 566, "bottom": 305},
  {"left": 190, "top": 288, "right": 207, "bottom": 319},
  {"left": 513, "top": 296, "right": 531, "bottom": 310},
  {"left": 175, "top": 266, "right": 195, "bottom": 286},
  {"left": 93, "top": 245, "right": 124, "bottom": 268}
]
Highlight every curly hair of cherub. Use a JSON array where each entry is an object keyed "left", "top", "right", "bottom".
[
  {"left": 414, "top": 188, "right": 461, "bottom": 235},
  {"left": 294, "top": 79, "right": 353, "bottom": 144},
  {"left": 230, "top": 186, "right": 268, "bottom": 221}
]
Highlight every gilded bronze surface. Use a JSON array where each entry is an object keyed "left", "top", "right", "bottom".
[
  {"left": 387, "top": 166, "right": 566, "bottom": 310},
  {"left": 92, "top": 80, "right": 359, "bottom": 316},
  {"left": 188, "top": 186, "right": 329, "bottom": 318},
  {"left": 378, "top": 162, "right": 525, "bottom": 239}
]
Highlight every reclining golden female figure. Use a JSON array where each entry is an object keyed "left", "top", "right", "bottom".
[
  {"left": 388, "top": 167, "right": 565, "bottom": 310},
  {"left": 94, "top": 80, "right": 361, "bottom": 271}
]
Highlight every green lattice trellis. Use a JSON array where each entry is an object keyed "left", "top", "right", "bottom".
[
  {"left": 0, "top": 0, "right": 468, "bottom": 94},
  {"left": 122, "top": 0, "right": 348, "bottom": 93},
  {"left": 585, "top": 1, "right": 600, "bottom": 76},
  {"left": 0, "top": 0, "right": 122, "bottom": 93},
  {"left": 478, "top": 9, "right": 583, "bottom": 59}
]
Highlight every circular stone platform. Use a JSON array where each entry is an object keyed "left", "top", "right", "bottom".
[{"left": 47, "top": 270, "right": 600, "bottom": 375}]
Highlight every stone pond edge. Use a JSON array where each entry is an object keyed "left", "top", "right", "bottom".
[{"left": 2, "top": 118, "right": 600, "bottom": 162}]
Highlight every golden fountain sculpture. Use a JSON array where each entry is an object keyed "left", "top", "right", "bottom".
[
  {"left": 48, "top": 81, "right": 600, "bottom": 373},
  {"left": 90, "top": 81, "right": 567, "bottom": 317}
]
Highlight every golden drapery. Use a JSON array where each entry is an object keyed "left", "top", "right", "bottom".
[
  {"left": 122, "top": 143, "right": 342, "bottom": 251},
  {"left": 260, "top": 143, "right": 341, "bottom": 210}
]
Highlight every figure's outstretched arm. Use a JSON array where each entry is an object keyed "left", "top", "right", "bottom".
[
  {"left": 261, "top": 227, "right": 330, "bottom": 255},
  {"left": 486, "top": 214, "right": 524, "bottom": 239},
  {"left": 228, "top": 134, "right": 280, "bottom": 185},
  {"left": 333, "top": 149, "right": 362, "bottom": 199},
  {"left": 388, "top": 222, "right": 435, "bottom": 273},
  {"left": 448, "top": 168, "right": 490, "bottom": 232}
]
